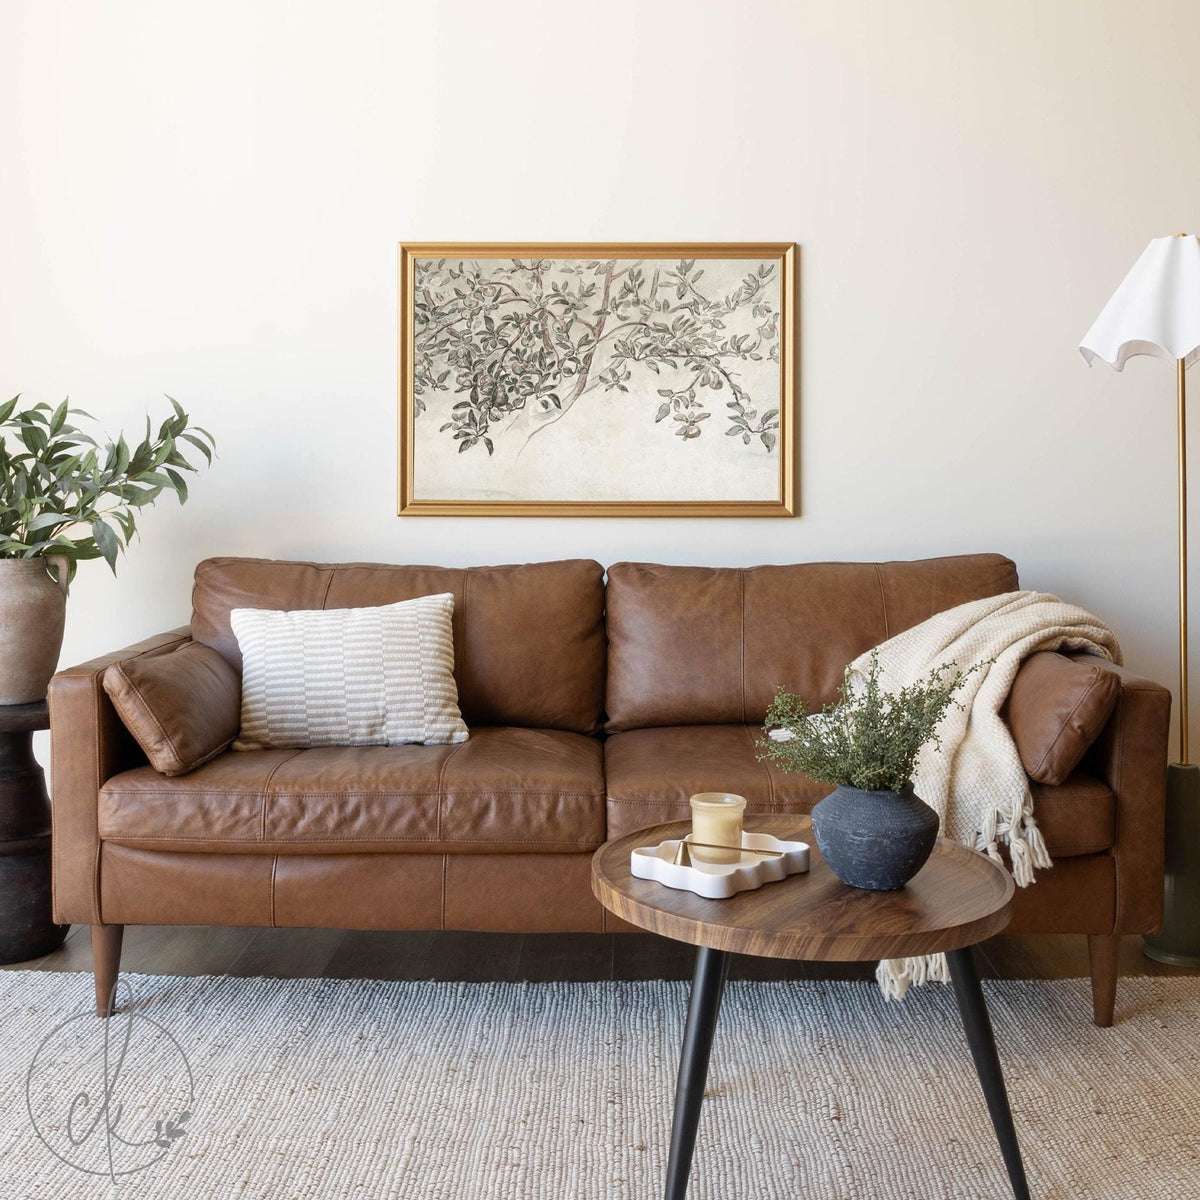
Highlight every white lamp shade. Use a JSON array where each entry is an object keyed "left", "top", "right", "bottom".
[{"left": 1079, "top": 234, "right": 1200, "bottom": 371}]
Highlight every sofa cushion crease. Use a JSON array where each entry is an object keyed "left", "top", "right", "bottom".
[{"left": 99, "top": 727, "right": 605, "bottom": 855}]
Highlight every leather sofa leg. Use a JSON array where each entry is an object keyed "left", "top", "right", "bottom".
[
  {"left": 1087, "top": 933, "right": 1119, "bottom": 1027},
  {"left": 91, "top": 925, "right": 124, "bottom": 1018}
]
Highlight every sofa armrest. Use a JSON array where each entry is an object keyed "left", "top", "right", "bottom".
[
  {"left": 48, "top": 627, "right": 192, "bottom": 925},
  {"left": 1069, "top": 652, "right": 1171, "bottom": 935}
]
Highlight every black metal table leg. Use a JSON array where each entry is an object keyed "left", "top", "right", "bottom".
[
  {"left": 947, "top": 947, "right": 1032, "bottom": 1200},
  {"left": 664, "top": 946, "right": 732, "bottom": 1200}
]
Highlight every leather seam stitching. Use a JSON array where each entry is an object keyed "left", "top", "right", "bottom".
[
  {"left": 269, "top": 854, "right": 278, "bottom": 926},
  {"left": 205, "top": 559, "right": 591, "bottom": 576},
  {"left": 740, "top": 572, "right": 746, "bottom": 725},
  {"left": 874, "top": 564, "right": 891, "bottom": 639},
  {"left": 746, "top": 722, "right": 774, "bottom": 806},
  {"left": 318, "top": 568, "right": 335, "bottom": 610},
  {"left": 260, "top": 749, "right": 306, "bottom": 841},
  {"left": 434, "top": 738, "right": 471, "bottom": 842}
]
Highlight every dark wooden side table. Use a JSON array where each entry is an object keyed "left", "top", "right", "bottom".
[
  {"left": 592, "top": 816, "right": 1029, "bottom": 1200},
  {"left": 0, "top": 700, "right": 68, "bottom": 964}
]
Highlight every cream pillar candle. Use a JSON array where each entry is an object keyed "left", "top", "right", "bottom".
[{"left": 688, "top": 793, "right": 747, "bottom": 864}]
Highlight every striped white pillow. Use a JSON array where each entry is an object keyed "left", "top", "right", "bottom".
[{"left": 230, "top": 593, "right": 468, "bottom": 750}]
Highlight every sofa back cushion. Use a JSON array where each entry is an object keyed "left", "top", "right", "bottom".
[
  {"left": 192, "top": 558, "right": 607, "bottom": 734},
  {"left": 604, "top": 553, "right": 1018, "bottom": 731}
]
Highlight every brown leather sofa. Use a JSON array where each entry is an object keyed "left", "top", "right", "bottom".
[{"left": 49, "top": 553, "right": 1169, "bottom": 1026}]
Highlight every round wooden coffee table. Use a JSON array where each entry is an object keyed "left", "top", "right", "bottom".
[{"left": 592, "top": 815, "right": 1029, "bottom": 1200}]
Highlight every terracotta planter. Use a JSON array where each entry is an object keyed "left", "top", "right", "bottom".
[{"left": 0, "top": 559, "right": 68, "bottom": 705}]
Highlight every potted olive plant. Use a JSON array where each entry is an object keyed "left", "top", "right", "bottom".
[
  {"left": 0, "top": 396, "right": 215, "bottom": 704},
  {"left": 758, "top": 653, "right": 974, "bottom": 891}
]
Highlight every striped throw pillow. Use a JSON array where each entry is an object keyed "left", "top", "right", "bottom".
[{"left": 230, "top": 593, "right": 468, "bottom": 750}]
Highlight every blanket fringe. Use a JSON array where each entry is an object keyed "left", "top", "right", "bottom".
[
  {"left": 882, "top": 805, "right": 1054, "bottom": 1002},
  {"left": 876, "top": 953, "right": 949, "bottom": 1001},
  {"left": 975, "top": 795, "right": 1054, "bottom": 888},
  {"left": 1007, "top": 819, "right": 1053, "bottom": 886}
]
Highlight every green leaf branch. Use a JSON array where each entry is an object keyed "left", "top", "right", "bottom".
[
  {"left": 0, "top": 395, "right": 216, "bottom": 582},
  {"left": 758, "top": 652, "right": 984, "bottom": 793}
]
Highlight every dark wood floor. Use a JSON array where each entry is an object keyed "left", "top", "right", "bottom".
[{"left": 3, "top": 926, "right": 1196, "bottom": 985}]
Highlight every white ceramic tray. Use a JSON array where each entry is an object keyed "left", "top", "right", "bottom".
[{"left": 630, "top": 832, "right": 810, "bottom": 900}]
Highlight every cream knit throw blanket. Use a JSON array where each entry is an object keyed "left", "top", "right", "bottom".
[{"left": 844, "top": 590, "right": 1122, "bottom": 1000}]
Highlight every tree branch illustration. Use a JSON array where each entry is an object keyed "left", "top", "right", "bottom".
[{"left": 412, "top": 257, "right": 780, "bottom": 456}]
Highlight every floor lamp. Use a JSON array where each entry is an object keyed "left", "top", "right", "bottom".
[{"left": 1080, "top": 232, "right": 1200, "bottom": 967}]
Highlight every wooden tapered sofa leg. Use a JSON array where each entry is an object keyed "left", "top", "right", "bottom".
[
  {"left": 1087, "top": 933, "right": 1119, "bottom": 1027},
  {"left": 92, "top": 925, "right": 124, "bottom": 1018}
]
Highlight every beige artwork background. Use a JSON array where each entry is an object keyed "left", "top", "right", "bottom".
[{"left": 404, "top": 252, "right": 789, "bottom": 508}]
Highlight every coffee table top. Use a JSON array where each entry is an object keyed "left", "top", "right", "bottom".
[{"left": 591, "top": 816, "right": 1014, "bottom": 962}]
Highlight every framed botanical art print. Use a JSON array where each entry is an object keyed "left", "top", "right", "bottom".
[{"left": 398, "top": 242, "right": 796, "bottom": 516}]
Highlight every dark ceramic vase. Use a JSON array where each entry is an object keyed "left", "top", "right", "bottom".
[{"left": 810, "top": 782, "right": 939, "bottom": 891}]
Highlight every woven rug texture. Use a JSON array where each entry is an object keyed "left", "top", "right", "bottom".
[{"left": 1, "top": 971, "right": 1196, "bottom": 1199}]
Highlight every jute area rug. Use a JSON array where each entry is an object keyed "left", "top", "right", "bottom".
[{"left": 1, "top": 971, "right": 1196, "bottom": 1199}]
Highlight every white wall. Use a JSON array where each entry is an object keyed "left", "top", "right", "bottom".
[{"left": 2, "top": 0, "right": 1198, "bottom": 759}]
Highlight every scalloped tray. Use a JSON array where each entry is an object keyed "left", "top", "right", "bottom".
[{"left": 630, "top": 832, "right": 810, "bottom": 899}]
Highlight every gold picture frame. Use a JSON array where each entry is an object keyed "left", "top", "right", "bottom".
[{"left": 398, "top": 242, "right": 796, "bottom": 516}]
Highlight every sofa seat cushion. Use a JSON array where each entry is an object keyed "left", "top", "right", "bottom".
[
  {"left": 1028, "top": 771, "right": 1116, "bottom": 858},
  {"left": 604, "top": 725, "right": 827, "bottom": 842},
  {"left": 99, "top": 727, "right": 604, "bottom": 854},
  {"left": 604, "top": 725, "right": 1115, "bottom": 858}
]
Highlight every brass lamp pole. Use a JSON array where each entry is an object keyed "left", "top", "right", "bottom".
[
  {"left": 1179, "top": 353, "right": 1190, "bottom": 768},
  {"left": 1081, "top": 233, "right": 1200, "bottom": 968}
]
